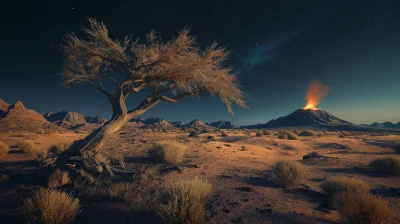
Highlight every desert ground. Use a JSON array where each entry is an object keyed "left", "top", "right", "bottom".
[{"left": 1, "top": 128, "right": 399, "bottom": 224}]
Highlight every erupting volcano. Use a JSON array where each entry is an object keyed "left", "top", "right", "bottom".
[{"left": 303, "top": 80, "right": 330, "bottom": 110}]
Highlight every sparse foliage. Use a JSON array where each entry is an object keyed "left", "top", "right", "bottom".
[
  {"left": 369, "top": 156, "right": 400, "bottom": 175},
  {"left": 24, "top": 188, "right": 80, "bottom": 224},
  {"left": 148, "top": 141, "right": 186, "bottom": 165},
  {"left": 271, "top": 160, "right": 306, "bottom": 188},
  {"left": 48, "top": 169, "right": 71, "bottom": 188},
  {"left": 334, "top": 191, "right": 393, "bottom": 224},
  {"left": 321, "top": 176, "right": 370, "bottom": 198},
  {"left": 17, "top": 140, "right": 39, "bottom": 154},
  {"left": 278, "top": 132, "right": 298, "bottom": 140},
  {"left": 298, "top": 130, "right": 316, "bottom": 136},
  {"left": 157, "top": 177, "right": 212, "bottom": 224}
]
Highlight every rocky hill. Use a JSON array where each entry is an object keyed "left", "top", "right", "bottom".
[
  {"left": 0, "top": 99, "right": 64, "bottom": 132},
  {"left": 207, "top": 121, "right": 234, "bottom": 129}
]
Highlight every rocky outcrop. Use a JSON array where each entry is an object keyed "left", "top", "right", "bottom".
[{"left": 208, "top": 121, "right": 234, "bottom": 129}]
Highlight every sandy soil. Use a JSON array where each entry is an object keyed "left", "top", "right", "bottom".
[{"left": 0, "top": 128, "right": 399, "bottom": 224}]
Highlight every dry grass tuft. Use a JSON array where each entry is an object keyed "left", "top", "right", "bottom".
[
  {"left": 369, "top": 156, "right": 400, "bottom": 175},
  {"left": 334, "top": 191, "right": 393, "bottom": 224},
  {"left": 24, "top": 188, "right": 80, "bottom": 224},
  {"left": 271, "top": 160, "right": 306, "bottom": 188},
  {"left": 393, "top": 140, "right": 400, "bottom": 153},
  {"left": 48, "top": 169, "right": 70, "bottom": 188},
  {"left": 36, "top": 149, "right": 49, "bottom": 161},
  {"left": 158, "top": 177, "right": 212, "bottom": 224},
  {"left": 262, "top": 130, "right": 271, "bottom": 135},
  {"left": 148, "top": 141, "right": 186, "bottom": 165},
  {"left": 298, "top": 130, "right": 316, "bottom": 136},
  {"left": 278, "top": 132, "right": 298, "bottom": 140},
  {"left": 221, "top": 131, "right": 229, "bottom": 137},
  {"left": 321, "top": 176, "right": 370, "bottom": 198},
  {"left": 0, "top": 141, "right": 10, "bottom": 156},
  {"left": 17, "top": 140, "right": 40, "bottom": 154},
  {"left": 256, "top": 132, "right": 262, "bottom": 137}
]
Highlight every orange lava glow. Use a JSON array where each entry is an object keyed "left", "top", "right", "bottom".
[{"left": 303, "top": 81, "right": 330, "bottom": 110}]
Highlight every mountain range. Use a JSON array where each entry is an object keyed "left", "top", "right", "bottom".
[
  {"left": 362, "top": 121, "right": 400, "bottom": 129},
  {"left": 0, "top": 99, "right": 235, "bottom": 131}
]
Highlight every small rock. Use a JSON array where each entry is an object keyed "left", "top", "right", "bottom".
[
  {"left": 236, "top": 187, "right": 252, "bottom": 192},
  {"left": 222, "top": 208, "right": 230, "bottom": 213}
]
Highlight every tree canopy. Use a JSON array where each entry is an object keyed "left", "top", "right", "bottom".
[{"left": 60, "top": 18, "right": 245, "bottom": 117}]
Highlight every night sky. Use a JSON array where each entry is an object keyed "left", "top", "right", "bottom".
[{"left": 1, "top": 0, "right": 400, "bottom": 126}]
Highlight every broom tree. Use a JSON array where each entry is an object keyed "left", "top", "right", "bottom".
[{"left": 44, "top": 18, "right": 245, "bottom": 178}]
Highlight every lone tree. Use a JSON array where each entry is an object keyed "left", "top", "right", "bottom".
[{"left": 48, "top": 18, "right": 245, "bottom": 177}]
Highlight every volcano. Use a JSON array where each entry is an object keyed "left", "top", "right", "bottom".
[{"left": 242, "top": 109, "right": 353, "bottom": 129}]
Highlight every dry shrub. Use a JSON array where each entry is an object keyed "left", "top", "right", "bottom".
[
  {"left": 334, "top": 191, "right": 393, "bottom": 224},
  {"left": 148, "top": 141, "right": 186, "bottom": 165},
  {"left": 369, "top": 156, "right": 400, "bottom": 175},
  {"left": 278, "top": 132, "right": 298, "bottom": 140},
  {"left": 17, "top": 140, "right": 40, "bottom": 154},
  {"left": 393, "top": 140, "right": 400, "bottom": 153},
  {"left": 221, "top": 131, "right": 229, "bottom": 137},
  {"left": 36, "top": 149, "right": 49, "bottom": 161},
  {"left": 220, "top": 136, "right": 246, "bottom": 143},
  {"left": 0, "top": 141, "right": 10, "bottom": 155},
  {"left": 271, "top": 160, "right": 306, "bottom": 188},
  {"left": 158, "top": 177, "right": 212, "bottom": 224},
  {"left": 321, "top": 176, "right": 369, "bottom": 198},
  {"left": 262, "top": 130, "right": 271, "bottom": 135},
  {"left": 48, "top": 169, "right": 70, "bottom": 188},
  {"left": 108, "top": 182, "right": 136, "bottom": 202},
  {"left": 45, "top": 129, "right": 56, "bottom": 134},
  {"left": 24, "top": 188, "right": 80, "bottom": 224},
  {"left": 256, "top": 132, "right": 262, "bottom": 137},
  {"left": 298, "top": 130, "right": 316, "bottom": 136}
]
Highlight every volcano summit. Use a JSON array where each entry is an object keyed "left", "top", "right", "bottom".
[{"left": 242, "top": 109, "right": 353, "bottom": 129}]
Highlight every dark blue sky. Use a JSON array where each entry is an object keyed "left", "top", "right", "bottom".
[{"left": 0, "top": 0, "right": 399, "bottom": 125}]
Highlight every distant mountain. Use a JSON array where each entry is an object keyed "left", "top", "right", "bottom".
[
  {"left": 242, "top": 109, "right": 352, "bottom": 129},
  {"left": 170, "top": 121, "right": 187, "bottom": 127},
  {"left": 207, "top": 121, "right": 234, "bottom": 129},
  {"left": 0, "top": 99, "right": 64, "bottom": 132},
  {"left": 362, "top": 121, "right": 400, "bottom": 129},
  {"left": 141, "top": 117, "right": 173, "bottom": 128},
  {"left": 43, "top": 111, "right": 108, "bottom": 130},
  {"left": 187, "top": 119, "right": 212, "bottom": 128}
]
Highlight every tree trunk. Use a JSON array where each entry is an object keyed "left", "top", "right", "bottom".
[{"left": 79, "top": 114, "right": 128, "bottom": 155}]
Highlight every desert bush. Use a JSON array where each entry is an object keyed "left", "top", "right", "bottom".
[
  {"left": 220, "top": 136, "right": 246, "bottom": 143},
  {"left": 321, "top": 176, "right": 369, "bottom": 198},
  {"left": 48, "top": 169, "right": 70, "bottom": 188},
  {"left": 334, "top": 191, "right": 393, "bottom": 224},
  {"left": 24, "top": 188, "right": 80, "bottom": 224},
  {"left": 393, "top": 140, "right": 400, "bottom": 153},
  {"left": 221, "top": 131, "right": 229, "bottom": 137},
  {"left": 108, "top": 182, "right": 136, "bottom": 202},
  {"left": 148, "top": 141, "right": 186, "bottom": 165},
  {"left": 35, "top": 128, "right": 45, "bottom": 134},
  {"left": 17, "top": 140, "right": 39, "bottom": 154},
  {"left": 262, "top": 130, "right": 271, "bottom": 135},
  {"left": 188, "top": 131, "right": 199, "bottom": 138},
  {"left": 49, "top": 143, "right": 70, "bottom": 154},
  {"left": 302, "top": 152, "right": 322, "bottom": 159},
  {"left": 36, "top": 149, "right": 49, "bottom": 161},
  {"left": 256, "top": 132, "right": 262, "bottom": 137},
  {"left": 298, "top": 130, "right": 316, "bottom": 136},
  {"left": 278, "top": 132, "right": 298, "bottom": 140},
  {"left": 271, "top": 160, "right": 306, "bottom": 188},
  {"left": 369, "top": 156, "right": 400, "bottom": 175},
  {"left": 201, "top": 128, "right": 211, "bottom": 134},
  {"left": 158, "top": 177, "right": 212, "bottom": 224},
  {"left": 240, "top": 146, "right": 248, "bottom": 151},
  {"left": 0, "top": 141, "right": 10, "bottom": 155},
  {"left": 207, "top": 136, "right": 216, "bottom": 141}
]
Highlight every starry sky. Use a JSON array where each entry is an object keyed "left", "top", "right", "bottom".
[{"left": 1, "top": 0, "right": 400, "bottom": 126}]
